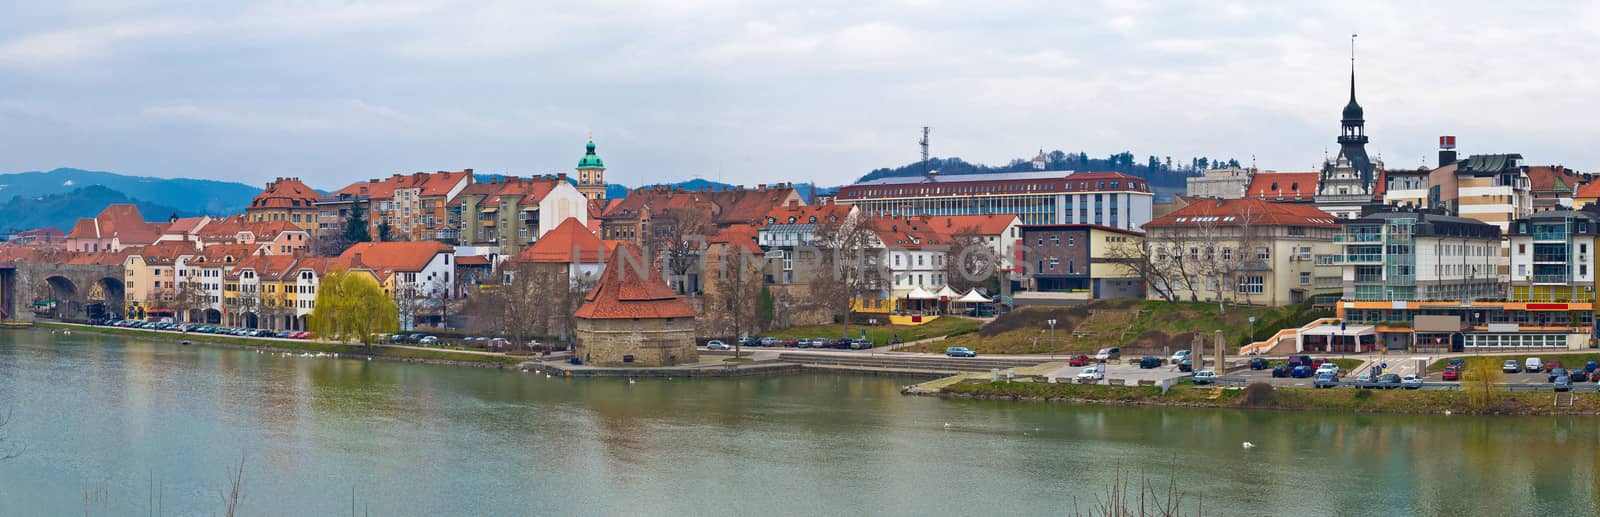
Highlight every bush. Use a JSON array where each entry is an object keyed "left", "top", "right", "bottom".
[
  {"left": 1353, "top": 389, "right": 1373, "bottom": 401},
  {"left": 1240, "top": 382, "right": 1276, "bottom": 406}
]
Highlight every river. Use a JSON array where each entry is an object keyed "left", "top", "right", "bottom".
[{"left": 0, "top": 329, "right": 1596, "bottom": 516}]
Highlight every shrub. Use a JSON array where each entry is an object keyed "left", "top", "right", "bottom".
[{"left": 1353, "top": 389, "right": 1373, "bottom": 401}]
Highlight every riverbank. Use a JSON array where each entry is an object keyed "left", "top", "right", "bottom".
[
  {"left": 28, "top": 322, "right": 523, "bottom": 368},
  {"left": 917, "top": 380, "right": 1600, "bottom": 416}
]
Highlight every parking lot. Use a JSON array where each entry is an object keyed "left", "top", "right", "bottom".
[{"left": 1045, "top": 360, "right": 1190, "bottom": 385}]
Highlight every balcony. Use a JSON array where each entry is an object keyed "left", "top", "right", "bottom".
[
  {"left": 1533, "top": 231, "right": 1567, "bottom": 242},
  {"left": 1386, "top": 274, "right": 1415, "bottom": 286},
  {"left": 1333, "top": 233, "right": 1382, "bottom": 243},
  {"left": 1343, "top": 254, "right": 1383, "bottom": 264},
  {"left": 1533, "top": 274, "right": 1570, "bottom": 284},
  {"left": 1532, "top": 254, "right": 1569, "bottom": 263}
]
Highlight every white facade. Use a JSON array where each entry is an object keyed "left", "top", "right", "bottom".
[
  {"left": 537, "top": 182, "right": 589, "bottom": 238},
  {"left": 885, "top": 247, "right": 947, "bottom": 296}
]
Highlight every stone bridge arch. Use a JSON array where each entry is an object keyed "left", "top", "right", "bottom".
[{"left": 4, "top": 263, "right": 126, "bottom": 323}]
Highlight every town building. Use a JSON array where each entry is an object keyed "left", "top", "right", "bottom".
[
  {"left": 834, "top": 170, "right": 1153, "bottom": 229},
  {"left": 1185, "top": 166, "right": 1254, "bottom": 199},
  {"left": 121, "top": 241, "right": 198, "bottom": 320},
  {"left": 1313, "top": 70, "right": 1382, "bottom": 219},
  {"left": 1016, "top": 224, "right": 1145, "bottom": 304},
  {"left": 1142, "top": 198, "right": 1342, "bottom": 306},
  {"left": 222, "top": 252, "right": 298, "bottom": 329},
  {"left": 246, "top": 177, "right": 322, "bottom": 236},
  {"left": 1336, "top": 207, "right": 1502, "bottom": 304},
  {"left": 573, "top": 243, "right": 698, "bottom": 366},
  {"left": 1525, "top": 165, "right": 1582, "bottom": 211},
  {"left": 1377, "top": 168, "right": 1431, "bottom": 208},
  {"left": 332, "top": 170, "right": 474, "bottom": 242},
  {"left": 66, "top": 204, "right": 162, "bottom": 253},
  {"left": 575, "top": 139, "right": 608, "bottom": 201},
  {"left": 507, "top": 218, "right": 611, "bottom": 288},
  {"left": 1506, "top": 208, "right": 1600, "bottom": 303},
  {"left": 1574, "top": 180, "right": 1600, "bottom": 209},
  {"left": 194, "top": 216, "right": 311, "bottom": 255},
  {"left": 338, "top": 241, "right": 455, "bottom": 329},
  {"left": 449, "top": 175, "right": 588, "bottom": 256},
  {"left": 1244, "top": 172, "right": 1319, "bottom": 205},
  {"left": 1446, "top": 154, "right": 1533, "bottom": 233}
]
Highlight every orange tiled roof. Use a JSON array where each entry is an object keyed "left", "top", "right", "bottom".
[
  {"left": 574, "top": 243, "right": 696, "bottom": 320},
  {"left": 130, "top": 241, "right": 198, "bottom": 265},
  {"left": 1576, "top": 179, "right": 1600, "bottom": 200},
  {"left": 228, "top": 253, "right": 299, "bottom": 280},
  {"left": 251, "top": 178, "right": 320, "bottom": 210},
  {"left": 511, "top": 218, "right": 606, "bottom": 264},
  {"left": 1526, "top": 165, "right": 1581, "bottom": 194},
  {"left": 1245, "top": 172, "right": 1319, "bottom": 199},
  {"left": 707, "top": 224, "right": 761, "bottom": 255},
  {"left": 164, "top": 216, "right": 209, "bottom": 235},
  {"left": 333, "top": 170, "right": 472, "bottom": 200},
  {"left": 914, "top": 214, "right": 1017, "bottom": 236},
  {"left": 455, "top": 255, "right": 490, "bottom": 266},
  {"left": 866, "top": 216, "right": 952, "bottom": 250},
  {"left": 337, "top": 241, "right": 451, "bottom": 275},
  {"left": 65, "top": 204, "right": 161, "bottom": 245},
  {"left": 1145, "top": 198, "right": 1340, "bottom": 229},
  {"left": 759, "top": 201, "right": 852, "bottom": 227}
]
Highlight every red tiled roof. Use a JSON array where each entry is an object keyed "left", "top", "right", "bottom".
[
  {"left": 130, "top": 241, "right": 199, "bottom": 265},
  {"left": 1526, "top": 165, "right": 1581, "bottom": 193},
  {"left": 333, "top": 170, "right": 473, "bottom": 200},
  {"left": 1145, "top": 198, "right": 1340, "bottom": 229},
  {"left": 1576, "top": 179, "right": 1600, "bottom": 200},
  {"left": 164, "top": 216, "right": 209, "bottom": 234},
  {"left": 914, "top": 214, "right": 1017, "bottom": 236},
  {"left": 574, "top": 243, "right": 696, "bottom": 320},
  {"left": 250, "top": 178, "right": 320, "bottom": 210},
  {"left": 455, "top": 255, "right": 490, "bottom": 266},
  {"left": 228, "top": 253, "right": 299, "bottom": 280},
  {"left": 866, "top": 216, "right": 952, "bottom": 250},
  {"left": 337, "top": 241, "right": 451, "bottom": 275},
  {"left": 1244, "top": 172, "right": 1319, "bottom": 199},
  {"left": 759, "top": 201, "right": 852, "bottom": 228},
  {"left": 511, "top": 218, "right": 606, "bottom": 264},
  {"left": 65, "top": 204, "right": 161, "bottom": 245},
  {"left": 707, "top": 224, "right": 761, "bottom": 255},
  {"left": 192, "top": 244, "right": 260, "bottom": 265}
]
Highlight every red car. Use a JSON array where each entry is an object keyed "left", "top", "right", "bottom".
[
  {"left": 1441, "top": 367, "right": 1460, "bottom": 381},
  {"left": 1311, "top": 358, "right": 1327, "bottom": 370},
  {"left": 1067, "top": 355, "right": 1091, "bottom": 367},
  {"left": 1546, "top": 360, "right": 1564, "bottom": 373}
]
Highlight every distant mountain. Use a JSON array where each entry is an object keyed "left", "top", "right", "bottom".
[
  {"left": 0, "top": 168, "right": 260, "bottom": 215},
  {"left": 604, "top": 178, "right": 833, "bottom": 202},
  {"left": 0, "top": 185, "right": 193, "bottom": 233}
]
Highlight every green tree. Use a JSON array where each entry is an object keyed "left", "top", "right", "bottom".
[
  {"left": 376, "top": 219, "right": 392, "bottom": 242},
  {"left": 757, "top": 285, "right": 774, "bottom": 331},
  {"left": 308, "top": 270, "right": 399, "bottom": 347},
  {"left": 1461, "top": 357, "right": 1504, "bottom": 409},
  {"left": 344, "top": 204, "right": 371, "bottom": 243}
]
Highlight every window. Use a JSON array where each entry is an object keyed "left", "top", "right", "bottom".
[
  {"left": 1255, "top": 247, "right": 1269, "bottom": 260},
  {"left": 1067, "top": 236, "right": 1075, "bottom": 246},
  {"left": 1237, "top": 275, "right": 1264, "bottom": 294},
  {"left": 1300, "top": 272, "right": 1311, "bottom": 285},
  {"left": 1518, "top": 244, "right": 1526, "bottom": 254},
  {"left": 1048, "top": 258, "right": 1059, "bottom": 270},
  {"left": 1222, "top": 247, "right": 1232, "bottom": 261}
]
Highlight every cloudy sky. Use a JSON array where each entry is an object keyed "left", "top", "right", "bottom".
[{"left": 1, "top": 1, "right": 1596, "bottom": 190}]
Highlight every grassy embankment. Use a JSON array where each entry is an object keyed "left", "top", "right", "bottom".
[
  {"left": 37, "top": 322, "right": 521, "bottom": 366},
  {"left": 943, "top": 380, "right": 1600, "bottom": 415},
  {"left": 765, "top": 316, "right": 981, "bottom": 346},
  {"left": 1428, "top": 353, "right": 1600, "bottom": 373},
  {"left": 903, "top": 300, "right": 1325, "bottom": 355}
]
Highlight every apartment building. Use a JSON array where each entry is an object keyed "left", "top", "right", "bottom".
[
  {"left": 835, "top": 170, "right": 1153, "bottom": 229},
  {"left": 332, "top": 170, "right": 474, "bottom": 242},
  {"left": 1142, "top": 198, "right": 1342, "bottom": 306}
]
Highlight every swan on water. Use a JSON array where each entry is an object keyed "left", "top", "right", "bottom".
[{"left": 1242, "top": 442, "right": 1256, "bottom": 449}]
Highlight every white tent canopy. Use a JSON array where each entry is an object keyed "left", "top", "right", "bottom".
[
  {"left": 906, "top": 287, "right": 939, "bottom": 300},
  {"left": 956, "top": 290, "right": 992, "bottom": 303},
  {"left": 935, "top": 286, "right": 962, "bottom": 299}
]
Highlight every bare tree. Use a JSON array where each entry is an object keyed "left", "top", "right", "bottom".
[
  {"left": 945, "top": 225, "right": 999, "bottom": 293},
  {"left": 170, "top": 275, "right": 210, "bottom": 323},
  {"left": 809, "top": 217, "right": 888, "bottom": 340},
  {"left": 649, "top": 208, "right": 712, "bottom": 294},
  {"left": 707, "top": 243, "right": 764, "bottom": 358},
  {"left": 1104, "top": 238, "right": 1179, "bottom": 302}
]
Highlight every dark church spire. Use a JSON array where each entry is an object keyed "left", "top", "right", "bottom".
[{"left": 1336, "top": 33, "right": 1372, "bottom": 186}]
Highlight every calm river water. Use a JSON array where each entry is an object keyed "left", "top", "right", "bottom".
[{"left": 0, "top": 329, "right": 1596, "bottom": 516}]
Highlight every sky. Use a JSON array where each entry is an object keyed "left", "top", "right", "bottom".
[{"left": 1, "top": 1, "right": 1598, "bottom": 190}]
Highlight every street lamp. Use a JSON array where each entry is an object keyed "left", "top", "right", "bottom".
[
  {"left": 1248, "top": 316, "right": 1256, "bottom": 355},
  {"left": 1047, "top": 319, "right": 1058, "bottom": 359}
]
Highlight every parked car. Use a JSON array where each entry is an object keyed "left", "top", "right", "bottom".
[
  {"left": 783, "top": 338, "right": 800, "bottom": 347},
  {"left": 1586, "top": 360, "right": 1600, "bottom": 373},
  {"left": 1548, "top": 368, "right": 1569, "bottom": 383},
  {"left": 1376, "top": 373, "right": 1403, "bottom": 389},
  {"left": 810, "top": 338, "right": 829, "bottom": 349},
  {"left": 1401, "top": 375, "right": 1423, "bottom": 389},
  {"left": 1138, "top": 356, "right": 1162, "bottom": 369},
  {"left": 1314, "top": 372, "right": 1339, "bottom": 388},
  {"left": 418, "top": 336, "right": 439, "bottom": 345},
  {"left": 1290, "top": 365, "right": 1313, "bottom": 378},
  {"left": 760, "top": 337, "right": 781, "bottom": 347},
  {"left": 791, "top": 339, "right": 809, "bottom": 348},
  {"left": 1249, "top": 357, "right": 1269, "bottom": 370},
  {"left": 945, "top": 347, "right": 977, "bottom": 358},
  {"left": 1441, "top": 367, "right": 1460, "bottom": 381},
  {"left": 706, "top": 340, "right": 731, "bottom": 351},
  {"left": 831, "top": 338, "right": 853, "bottom": 349},
  {"left": 1554, "top": 375, "right": 1573, "bottom": 392},
  {"left": 1503, "top": 360, "right": 1521, "bottom": 373},
  {"left": 1570, "top": 370, "right": 1590, "bottom": 383},
  {"left": 850, "top": 339, "right": 872, "bottom": 350},
  {"left": 1447, "top": 358, "right": 1466, "bottom": 371},
  {"left": 1170, "top": 350, "right": 1191, "bottom": 364},
  {"left": 1076, "top": 365, "right": 1104, "bottom": 382},
  {"left": 1315, "top": 363, "right": 1340, "bottom": 377},
  {"left": 1192, "top": 370, "right": 1216, "bottom": 385},
  {"left": 1094, "top": 347, "right": 1121, "bottom": 361},
  {"left": 1067, "top": 355, "right": 1092, "bottom": 367},
  {"left": 1271, "top": 364, "right": 1291, "bottom": 378},
  {"left": 1178, "top": 359, "right": 1193, "bottom": 373},
  {"left": 1525, "top": 357, "right": 1544, "bottom": 373},
  {"left": 1311, "top": 357, "right": 1328, "bottom": 370},
  {"left": 1288, "top": 355, "right": 1313, "bottom": 368},
  {"left": 1546, "top": 360, "right": 1564, "bottom": 373},
  {"left": 1355, "top": 373, "right": 1373, "bottom": 384}
]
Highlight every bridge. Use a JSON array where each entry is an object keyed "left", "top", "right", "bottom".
[{"left": 0, "top": 262, "right": 125, "bottom": 324}]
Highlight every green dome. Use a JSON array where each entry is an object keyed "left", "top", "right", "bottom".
[{"left": 577, "top": 139, "right": 605, "bottom": 169}]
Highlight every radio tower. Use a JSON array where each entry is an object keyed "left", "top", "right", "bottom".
[{"left": 919, "top": 126, "right": 931, "bottom": 177}]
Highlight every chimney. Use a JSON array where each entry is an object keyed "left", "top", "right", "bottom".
[
  {"left": 758, "top": 184, "right": 767, "bottom": 190},
  {"left": 557, "top": 173, "right": 567, "bottom": 181},
  {"left": 465, "top": 168, "right": 473, "bottom": 174},
  {"left": 1439, "top": 136, "right": 1458, "bottom": 168}
]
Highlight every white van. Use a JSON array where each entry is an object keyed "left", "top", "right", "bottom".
[{"left": 1525, "top": 357, "right": 1543, "bottom": 373}]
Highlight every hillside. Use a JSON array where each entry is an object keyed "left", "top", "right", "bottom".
[
  {"left": 0, "top": 186, "right": 192, "bottom": 233},
  {"left": 0, "top": 168, "right": 260, "bottom": 215},
  {"left": 605, "top": 179, "right": 830, "bottom": 201}
]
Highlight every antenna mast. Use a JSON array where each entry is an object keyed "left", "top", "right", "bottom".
[{"left": 919, "top": 126, "right": 931, "bottom": 176}]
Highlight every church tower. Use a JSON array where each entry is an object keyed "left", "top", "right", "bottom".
[
  {"left": 1313, "top": 35, "right": 1382, "bottom": 220},
  {"left": 1337, "top": 66, "right": 1373, "bottom": 187},
  {"left": 576, "top": 138, "right": 607, "bottom": 201}
]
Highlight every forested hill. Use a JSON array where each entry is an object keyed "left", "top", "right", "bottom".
[{"left": 858, "top": 152, "right": 1245, "bottom": 191}]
